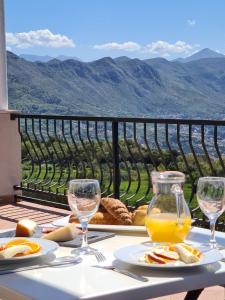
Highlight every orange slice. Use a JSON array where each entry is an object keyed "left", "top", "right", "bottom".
[
  {"left": 168, "top": 244, "right": 175, "bottom": 251},
  {"left": 182, "top": 244, "right": 201, "bottom": 257},
  {"left": 4, "top": 239, "right": 41, "bottom": 256},
  {"left": 20, "top": 241, "right": 41, "bottom": 254},
  {"left": 0, "top": 245, "right": 6, "bottom": 251},
  {"left": 5, "top": 238, "right": 30, "bottom": 247}
]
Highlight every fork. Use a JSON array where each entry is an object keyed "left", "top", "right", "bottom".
[
  {"left": 92, "top": 252, "right": 148, "bottom": 282},
  {"left": 93, "top": 250, "right": 106, "bottom": 263}
]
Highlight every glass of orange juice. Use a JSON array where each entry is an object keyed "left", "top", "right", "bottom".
[{"left": 146, "top": 171, "right": 191, "bottom": 243}]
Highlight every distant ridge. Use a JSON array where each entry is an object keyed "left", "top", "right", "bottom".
[
  {"left": 7, "top": 50, "right": 225, "bottom": 119},
  {"left": 174, "top": 48, "right": 225, "bottom": 63},
  {"left": 20, "top": 54, "right": 54, "bottom": 62},
  {"left": 20, "top": 53, "right": 81, "bottom": 62},
  {"left": 20, "top": 48, "right": 225, "bottom": 64},
  {"left": 114, "top": 56, "right": 131, "bottom": 62}
]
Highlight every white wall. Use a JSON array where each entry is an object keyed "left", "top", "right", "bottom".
[
  {"left": 0, "top": 0, "right": 8, "bottom": 110},
  {"left": 0, "top": 111, "right": 21, "bottom": 202}
]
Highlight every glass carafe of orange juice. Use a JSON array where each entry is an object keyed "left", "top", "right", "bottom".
[{"left": 145, "top": 171, "right": 191, "bottom": 243}]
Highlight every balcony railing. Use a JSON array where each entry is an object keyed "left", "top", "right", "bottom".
[{"left": 11, "top": 113, "right": 225, "bottom": 229}]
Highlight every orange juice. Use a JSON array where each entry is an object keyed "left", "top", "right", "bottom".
[{"left": 145, "top": 213, "right": 191, "bottom": 243}]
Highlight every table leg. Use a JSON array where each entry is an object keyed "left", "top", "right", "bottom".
[{"left": 184, "top": 289, "right": 204, "bottom": 300}]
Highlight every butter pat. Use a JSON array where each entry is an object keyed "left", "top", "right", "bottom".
[{"left": 42, "top": 223, "right": 80, "bottom": 242}]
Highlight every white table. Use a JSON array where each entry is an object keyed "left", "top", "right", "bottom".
[{"left": 0, "top": 227, "right": 225, "bottom": 300}]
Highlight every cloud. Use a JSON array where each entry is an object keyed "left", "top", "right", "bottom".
[
  {"left": 144, "top": 40, "right": 194, "bottom": 56},
  {"left": 187, "top": 19, "right": 196, "bottom": 26},
  {"left": 6, "top": 29, "right": 75, "bottom": 49},
  {"left": 94, "top": 41, "right": 141, "bottom": 51},
  {"left": 94, "top": 40, "right": 196, "bottom": 57}
]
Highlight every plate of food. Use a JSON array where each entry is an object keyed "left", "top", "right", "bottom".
[
  {"left": 0, "top": 237, "right": 59, "bottom": 264},
  {"left": 53, "top": 198, "right": 148, "bottom": 233},
  {"left": 52, "top": 217, "right": 147, "bottom": 233},
  {"left": 114, "top": 243, "right": 223, "bottom": 269}
]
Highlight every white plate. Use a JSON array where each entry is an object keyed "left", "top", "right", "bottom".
[
  {"left": 52, "top": 216, "right": 147, "bottom": 233},
  {"left": 0, "top": 238, "right": 59, "bottom": 264},
  {"left": 114, "top": 243, "right": 223, "bottom": 269},
  {"left": 52, "top": 216, "right": 70, "bottom": 227}
]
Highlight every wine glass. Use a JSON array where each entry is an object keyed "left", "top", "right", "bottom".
[
  {"left": 197, "top": 177, "right": 225, "bottom": 249},
  {"left": 67, "top": 179, "right": 101, "bottom": 254}
]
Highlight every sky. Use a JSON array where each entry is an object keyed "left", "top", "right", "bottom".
[{"left": 4, "top": 0, "right": 225, "bottom": 61}]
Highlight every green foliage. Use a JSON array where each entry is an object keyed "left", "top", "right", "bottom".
[{"left": 21, "top": 137, "right": 225, "bottom": 212}]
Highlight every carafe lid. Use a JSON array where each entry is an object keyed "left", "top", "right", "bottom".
[{"left": 152, "top": 171, "right": 185, "bottom": 184}]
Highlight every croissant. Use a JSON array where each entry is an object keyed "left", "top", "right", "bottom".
[
  {"left": 101, "top": 197, "right": 132, "bottom": 225},
  {"left": 90, "top": 212, "right": 122, "bottom": 225}
]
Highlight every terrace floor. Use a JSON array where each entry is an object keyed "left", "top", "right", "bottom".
[
  {"left": 0, "top": 200, "right": 70, "bottom": 229},
  {"left": 0, "top": 200, "right": 224, "bottom": 299}
]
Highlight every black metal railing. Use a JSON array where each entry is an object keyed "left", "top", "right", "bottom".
[{"left": 11, "top": 113, "right": 225, "bottom": 228}]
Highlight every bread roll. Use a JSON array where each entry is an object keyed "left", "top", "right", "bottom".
[
  {"left": 69, "top": 214, "right": 79, "bottom": 224},
  {"left": 16, "top": 219, "right": 37, "bottom": 237},
  {"left": 137, "top": 205, "right": 148, "bottom": 211},
  {"left": 132, "top": 209, "right": 147, "bottom": 226}
]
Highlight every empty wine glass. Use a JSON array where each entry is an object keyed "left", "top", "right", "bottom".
[
  {"left": 197, "top": 177, "right": 225, "bottom": 249},
  {"left": 67, "top": 179, "right": 101, "bottom": 254}
]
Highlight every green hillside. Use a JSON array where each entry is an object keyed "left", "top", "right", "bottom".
[{"left": 7, "top": 51, "right": 225, "bottom": 118}]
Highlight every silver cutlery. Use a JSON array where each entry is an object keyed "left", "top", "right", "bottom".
[
  {"left": 92, "top": 252, "right": 148, "bottom": 282},
  {"left": 0, "top": 256, "right": 82, "bottom": 275},
  {"left": 92, "top": 249, "right": 107, "bottom": 263},
  {"left": 93, "top": 264, "right": 148, "bottom": 282}
]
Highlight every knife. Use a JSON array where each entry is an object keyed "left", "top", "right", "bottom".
[
  {"left": 0, "top": 256, "right": 82, "bottom": 275},
  {"left": 93, "top": 265, "right": 148, "bottom": 282}
]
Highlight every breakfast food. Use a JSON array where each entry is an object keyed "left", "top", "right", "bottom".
[
  {"left": 42, "top": 223, "right": 82, "bottom": 242},
  {"left": 142, "top": 243, "right": 201, "bottom": 265},
  {"left": 69, "top": 212, "right": 121, "bottom": 225},
  {"left": 152, "top": 247, "right": 179, "bottom": 261},
  {"left": 101, "top": 197, "right": 132, "bottom": 225},
  {"left": 173, "top": 244, "right": 200, "bottom": 264},
  {"left": 16, "top": 219, "right": 37, "bottom": 237},
  {"left": 90, "top": 212, "right": 122, "bottom": 225},
  {"left": 0, "top": 245, "right": 32, "bottom": 259},
  {"left": 137, "top": 205, "right": 148, "bottom": 211},
  {"left": 68, "top": 199, "right": 148, "bottom": 226},
  {"left": 0, "top": 238, "right": 41, "bottom": 259},
  {"left": 69, "top": 214, "right": 79, "bottom": 224},
  {"left": 132, "top": 205, "right": 148, "bottom": 226}
]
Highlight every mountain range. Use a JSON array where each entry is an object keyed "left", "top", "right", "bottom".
[
  {"left": 7, "top": 48, "right": 225, "bottom": 118},
  {"left": 174, "top": 48, "right": 225, "bottom": 63},
  {"left": 19, "top": 54, "right": 81, "bottom": 62}
]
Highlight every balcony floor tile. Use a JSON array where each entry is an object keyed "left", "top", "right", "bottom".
[{"left": 0, "top": 200, "right": 70, "bottom": 229}]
